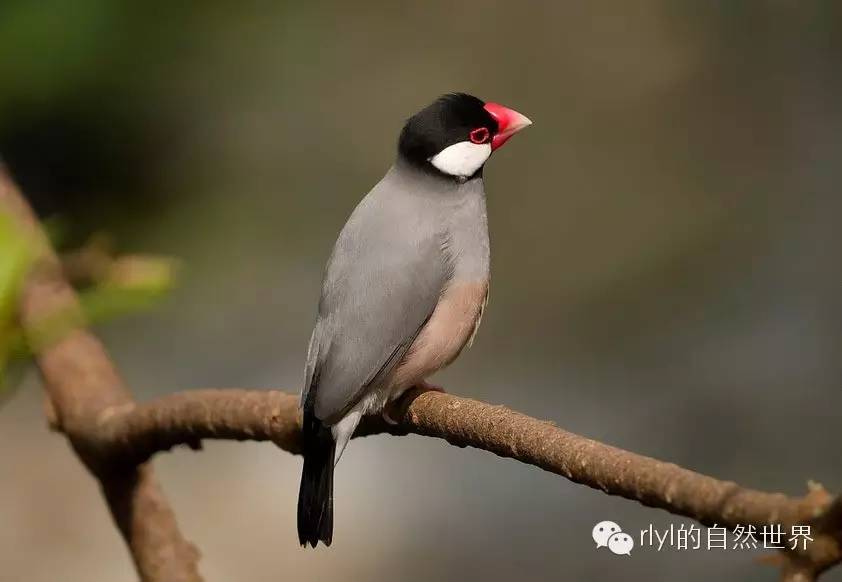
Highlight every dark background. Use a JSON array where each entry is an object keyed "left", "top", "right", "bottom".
[{"left": 1, "top": 2, "right": 841, "bottom": 580}]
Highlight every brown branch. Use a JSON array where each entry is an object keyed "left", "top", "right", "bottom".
[
  {"left": 0, "top": 165, "right": 202, "bottom": 582},
  {"left": 4, "top": 164, "right": 840, "bottom": 580},
  {"left": 94, "top": 387, "right": 842, "bottom": 579}
]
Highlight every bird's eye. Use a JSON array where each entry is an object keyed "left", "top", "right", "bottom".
[{"left": 469, "top": 127, "right": 490, "bottom": 144}]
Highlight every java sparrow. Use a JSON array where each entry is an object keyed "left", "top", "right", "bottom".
[{"left": 298, "top": 93, "right": 532, "bottom": 547}]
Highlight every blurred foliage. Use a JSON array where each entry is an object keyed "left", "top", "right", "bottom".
[
  {"left": 0, "top": 0, "right": 196, "bottom": 237},
  {"left": 0, "top": 210, "right": 179, "bottom": 396},
  {"left": 0, "top": 210, "right": 33, "bottom": 390},
  {"left": 77, "top": 254, "right": 180, "bottom": 324}
]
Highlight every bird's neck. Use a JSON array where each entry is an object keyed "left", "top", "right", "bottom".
[{"left": 392, "top": 156, "right": 485, "bottom": 195}]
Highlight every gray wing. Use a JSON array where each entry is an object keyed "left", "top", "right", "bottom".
[{"left": 303, "top": 183, "right": 450, "bottom": 423}]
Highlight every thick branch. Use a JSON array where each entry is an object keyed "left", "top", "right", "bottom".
[
  {"left": 0, "top": 166, "right": 202, "bottom": 582},
  {"left": 4, "top": 163, "right": 840, "bottom": 580},
  {"left": 95, "top": 387, "right": 842, "bottom": 578}
]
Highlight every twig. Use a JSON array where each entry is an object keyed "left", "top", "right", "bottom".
[{"left": 0, "top": 165, "right": 202, "bottom": 582}]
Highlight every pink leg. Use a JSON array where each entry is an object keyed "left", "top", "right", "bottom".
[
  {"left": 414, "top": 379, "right": 445, "bottom": 393},
  {"left": 382, "top": 380, "right": 447, "bottom": 425}
]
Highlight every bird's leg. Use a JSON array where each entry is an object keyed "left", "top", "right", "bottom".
[
  {"left": 382, "top": 380, "right": 446, "bottom": 425},
  {"left": 413, "top": 379, "right": 445, "bottom": 394}
]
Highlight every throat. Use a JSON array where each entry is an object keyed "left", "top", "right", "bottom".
[{"left": 394, "top": 155, "right": 483, "bottom": 186}]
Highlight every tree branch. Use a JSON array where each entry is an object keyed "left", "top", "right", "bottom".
[
  {"left": 0, "top": 165, "right": 202, "bottom": 582},
  {"left": 4, "top": 161, "right": 840, "bottom": 580},
  {"left": 95, "top": 387, "right": 842, "bottom": 579}
]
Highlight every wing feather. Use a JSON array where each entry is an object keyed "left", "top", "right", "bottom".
[{"left": 303, "top": 182, "right": 449, "bottom": 423}]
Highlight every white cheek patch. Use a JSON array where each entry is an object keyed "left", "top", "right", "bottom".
[{"left": 429, "top": 141, "right": 492, "bottom": 178}]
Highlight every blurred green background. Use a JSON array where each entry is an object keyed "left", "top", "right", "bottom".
[{"left": 2, "top": 2, "right": 842, "bottom": 580}]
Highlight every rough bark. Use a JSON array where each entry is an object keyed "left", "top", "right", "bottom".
[{"left": 95, "top": 386, "right": 842, "bottom": 579}]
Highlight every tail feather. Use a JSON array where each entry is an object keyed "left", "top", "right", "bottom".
[{"left": 297, "top": 407, "right": 335, "bottom": 548}]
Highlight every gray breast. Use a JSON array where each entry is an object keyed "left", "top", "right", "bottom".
[
  {"left": 387, "top": 176, "right": 491, "bottom": 393},
  {"left": 442, "top": 178, "right": 490, "bottom": 282}
]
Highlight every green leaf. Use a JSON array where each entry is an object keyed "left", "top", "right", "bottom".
[
  {"left": 0, "top": 211, "right": 179, "bottom": 399},
  {"left": 0, "top": 211, "right": 33, "bottom": 388},
  {"left": 4, "top": 254, "right": 179, "bottom": 359}
]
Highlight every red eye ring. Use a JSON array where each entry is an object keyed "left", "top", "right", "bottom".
[{"left": 469, "top": 127, "right": 490, "bottom": 144}]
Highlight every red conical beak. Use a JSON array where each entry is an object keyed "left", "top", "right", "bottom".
[{"left": 483, "top": 102, "right": 533, "bottom": 150}]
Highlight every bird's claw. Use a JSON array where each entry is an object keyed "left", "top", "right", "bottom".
[
  {"left": 382, "top": 381, "right": 447, "bottom": 425},
  {"left": 415, "top": 380, "right": 445, "bottom": 394}
]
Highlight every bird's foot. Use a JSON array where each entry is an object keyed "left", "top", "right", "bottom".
[
  {"left": 415, "top": 380, "right": 445, "bottom": 393},
  {"left": 382, "top": 405, "right": 402, "bottom": 426},
  {"left": 382, "top": 381, "right": 447, "bottom": 425}
]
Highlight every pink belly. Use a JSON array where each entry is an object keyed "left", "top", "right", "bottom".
[{"left": 389, "top": 280, "right": 488, "bottom": 391}]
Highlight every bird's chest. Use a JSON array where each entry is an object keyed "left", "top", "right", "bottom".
[
  {"left": 387, "top": 189, "right": 491, "bottom": 394},
  {"left": 389, "top": 279, "right": 489, "bottom": 392}
]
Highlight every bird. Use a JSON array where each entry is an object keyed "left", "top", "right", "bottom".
[{"left": 297, "top": 93, "right": 532, "bottom": 547}]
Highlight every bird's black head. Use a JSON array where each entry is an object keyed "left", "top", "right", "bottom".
[{"left": 397, "top": 93, "right": 532, "bottom": 181}]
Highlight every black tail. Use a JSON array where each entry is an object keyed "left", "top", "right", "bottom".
[{"left": 297, "top": 406, "right": 335, "bottom": 548}]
